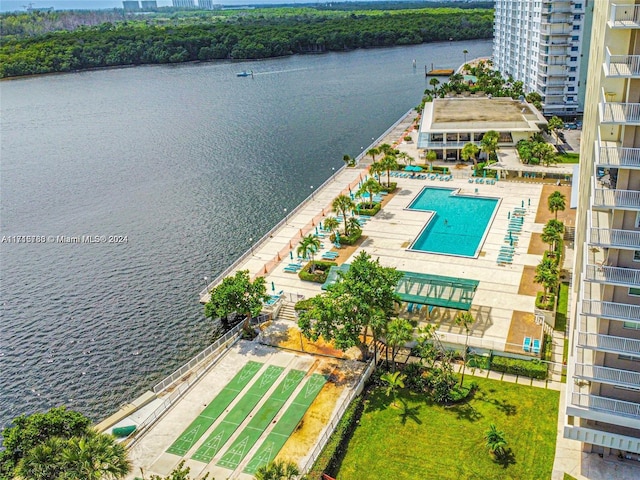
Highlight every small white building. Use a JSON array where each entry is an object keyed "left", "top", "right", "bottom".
[{"left": 416, "top": 97, "right": 547, "bottom": 162}]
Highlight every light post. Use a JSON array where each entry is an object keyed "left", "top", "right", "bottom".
[
  {"left": 203, "top": 276, "right": 209, "bottom": 292},
  {"left": 249, "top": 237, "right": 253, "bottom": 255},
  {"left": 283, "top": 208, "right": 288, "bottom": 224},
  {"left": 310, "top": 185, "right": 314, "bottom": 200}
]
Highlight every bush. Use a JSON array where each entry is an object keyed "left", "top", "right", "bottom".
[
  {"left": 536, "top": 291, "right": 555, "bottom": 310},
  {"left": 380, "top": 182, "right": 397, "bottom": 193},
  {"left": 357, "top": 202, "right": 381, "bottom": 216},
  {"left": 294, "top": 298, "right": 314, "bottom": 312},
  {"left": 404, "top": 135, "right": 412, "bottom": 142},
  {"left": 467, "top": 354, "right": 491, "bottom": 370},
  {"left": 490, "top": 355, "right": 548, "bottom": 380},
  {"left": 336, "top": 229, "right": 362, "bottom": 246},
  {"left": 307, "top": 394, "right": 364, "bottom": 478},
  {"left": 298, "top": 260, "right": 337, "bottom": 283}
]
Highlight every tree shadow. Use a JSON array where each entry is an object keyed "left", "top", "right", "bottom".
[
  {"left": 493, "top": 399, "right": 517, "bottom": 416},
  {"left": 398, "top": 399, "right": 422, "bottom": 425},
  {"left": 448, "top": 403, "right": 483, "bottom": 422},
  {"left": 493, "top": 448, "right": 516, "bottom": 468}
]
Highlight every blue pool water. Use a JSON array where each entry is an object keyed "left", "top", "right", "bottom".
[{"left": 407, "top": 187, "right": 499, "bottom": 257}]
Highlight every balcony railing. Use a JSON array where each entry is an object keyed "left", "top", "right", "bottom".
[
  {"left": 609, "top": 4, "right": 640, "bottom": 29},
  {"left": 585, "top": 264, "right": 640, "bottom": 287},
  {"left": 589, "top": 228, "right": 640, "bottom": 249},
  {"left": 582, "top": 299, "right": 640, "bottom": 323},
  {"left": 593, "top": 188, "right": 640, "bottom": 210},
  {"left": 600, "top": 102, "right": 640, "bottom": 124},
  {"left": 578, "top": 332, "right": 640, "bottom": 358},
  {"left": 605, "top": 48, "right": 640, "bottom": 77},
  {"left": 571, "top": 392, "right": 640, "bottom": 419},
  {"left": 597, "top": 145, "right": 640, "bottom": 169},
  {"left": 575, "top": 363, "right": 640, "bottom": 388}
]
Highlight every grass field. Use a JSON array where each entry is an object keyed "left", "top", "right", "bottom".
[
  {"left": 555, "top": 282, "right": 569, "bottom": 332},
  {"left": 335, "top": 377, "right": 559, "bottom": 480}
]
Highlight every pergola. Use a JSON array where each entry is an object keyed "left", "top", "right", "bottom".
[{"left": 322, "top": 266, "right": 478, "bottom": 311}]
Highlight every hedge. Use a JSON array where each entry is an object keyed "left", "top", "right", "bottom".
[
  {"left": 307, "top": 394, "right": 365, "bottom": 479},
  {"left": 331, "top": 229, "right": 362, "bottom": 246},
  {"left": 490, "top": 355, "right": 548, "bottom": 380},
  {"left": 298, "top": 260, "right": 337, "bottom": 283},
  {"left": 536, "top": 291, "right": 555, "bottom": 311},
  {"left": 380, "top": 182, "right": 397, "bottom": 193},
  {"left": 357, "top": 202, "right": 381, "bottom": 216}
]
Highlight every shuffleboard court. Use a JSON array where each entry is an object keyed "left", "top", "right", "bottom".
[
  {"left": 166, "top": 360, "right": 263, "bottom": 456},
  {"left": 244, "top": 373, "right": 327, "bottom": 474},
  {"left": 216, "top": 369, "right": 306, "bottom": 470},
  {"left": 191, "top": 364, "right": 285, "bottom": 463}
]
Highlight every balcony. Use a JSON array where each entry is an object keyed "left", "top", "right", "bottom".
[
  {"left": 564, "top": 426, "right": 640, "bottom": 454},
  {"left": 599, "top": 102, "right": 640, "bottom": 125},
  {"left": 590, "top": 228, "right": 640, "bottom": 249},
  {"left": 581, "top": 299, "right": 640, "bottom": 324},
  {"left": 571, "top": 392, "right": 640, "bottom": 420},
  {"left": 575, "top": 363, "right": 640, "bottom": 388},
  {"left": 578, "top": 332, "right": 640, "bottom": 358},
  {"left": 585, "top": 264, "right": 640, "bottom": 287},
  {"left": 593, "top": 187, "right": 640, "bottom": 210},
  {"left": 597, "top": 145, "right": 640, "bottom": 169},
  {"left": 609, "top": 4, "right": 640, "bottom": 29},
  {"left": 604, "top": 48, "right": 640, "bottom": 77}
]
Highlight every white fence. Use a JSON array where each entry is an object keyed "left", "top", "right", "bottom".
[{"left": 300, "top": 358, "right": 376, "bottom": 474}]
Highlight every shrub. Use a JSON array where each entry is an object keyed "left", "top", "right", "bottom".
[
  {"left": 404, "top": 135, "right": 412, "bottom": 142},
  {"left": 379, "top": 182, "right": 397, "bottom": 193},
  {"left": 401, "top": 363, "right": 427, "bottom": 392},
  {"left": 298, "top": 260, "right": 337, "bottom": 283},
  {"left": 337, "top": 229, "right": 362, "bottom": 246},
  {"left": 357, "top": 202, "right": 381, "bottom": 216},
  {"left": 307, "top": 394, "right": 365, "bottom": 478},
  {"left": 294, "top": 298, "right": 314, "bottom": 312},
  {"left": 490, "top": 355, "right": 548, "bottom": 380},
  {"left": 536, "top": 291, "right": 555, "bottom": 310}
]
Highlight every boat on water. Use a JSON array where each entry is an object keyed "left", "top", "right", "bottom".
[{"left": 237, "top": 70, "right": 253, "bottom": 77}]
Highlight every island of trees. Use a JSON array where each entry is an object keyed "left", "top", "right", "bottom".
[{"left": 0, "top": 3, "right": 493, "bottom": 78}]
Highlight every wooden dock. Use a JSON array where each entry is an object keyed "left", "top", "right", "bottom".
[{"left": 426, "top": 68, "right": 454, "bottom": 77}]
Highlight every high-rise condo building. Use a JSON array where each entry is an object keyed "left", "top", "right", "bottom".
[
  {"left": 565, "top": 0, "right": 640, "bottom": 459},
  {"left": 172, "top": 0, "right": 195, "bottom": 8},
  {"left": 493, "top": 0, "right": 591, "bottom": 117}
]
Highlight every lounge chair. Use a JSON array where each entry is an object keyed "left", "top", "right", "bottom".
[
  {"left": 407, "top": 303, "right": 414, "bottom": 313},
  {"left": 523, "top": 337, "right": 532, "bottom": 352},
  {"left": 532, "top": 339, "right": 541, "bottom": 354},
  {"left": 284, "top": 267, "right": 299, "bottom": 273},
  {"left": 468, "top": 178, "right": 474, "bottom": 183}
]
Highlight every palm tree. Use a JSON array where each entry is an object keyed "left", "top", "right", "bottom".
[
  {"left": 461, "top": 142, "right": 480, "bottom": 168},
  {"left": 484, "top": 424, "right": 508, "bottom": 457},
  {"left": 541, "top": 223, "right": 562, "bottom": 257},
  {"left": 60, "top": 433, "right": 131, "bottom": 480},
  {"left": 398, "top": 151, "right": 414, "bottom": 166},
  {"left": 380, "top": 154, "right": 399, "bottom": 187},
  {"left": 548, "top": 190, "right": 566, "bottom": 220},
  {"left": 369, "top": 161, "right": 385, "bottom": 184},
  {"left": 380, "top": 371, "right": 406, "bottom": 407},
  {"left": 463, "top": 49, "right": 469, "bottom": 64},
  {"left": 297, "top": 234, "right": 321, "bottom": 272},
  {"left": 367, "top": 147, "right": 380, "bottom": 164},
  {"left": 429, "top": 77, "right": 440, "bottom": 93},
  {"left": 16, "top": 437, "right": 66, "bottom": 480},
  {"left": 531, "top": 141, "right": 557, "bottom": 167},
  {"left": 547, "top": 116, "right": 564, "bottom": 146},
  {"left": 254, "top": 459, "right": 299, "bottom": 480},
  {"left": 357, "top": 177, "right": 382, "bottom": 208},
  {"left": 385, "top": 318, "right": 414, "bottom": 371},
  {"left": 455, "top": 311, "right": 475, "bottom": 385},
  {"left": 425, "top": 150, "right": 437, "bottom": 171},
  {"left": 534, "top": 258, "right": 559, "bottom": 304},
  {"left": 323, "top": 216, "right": 340, "bottom": 236},
  {"left": 342, "top": 154, "right": 354, "bottom": 167},
  {"left": 346, "top": 216, "right": 362, "bottom": 237},
  {"left": 480, "top": 130, "right": 499, "bottom": 163},
  {"left": 332, "top": 194, "right": 355, "bottom": 236}
]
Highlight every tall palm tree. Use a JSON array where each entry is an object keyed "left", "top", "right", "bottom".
[
  {"left": 332, "top": 194, "right": 355, "bottom": 236},
  {"left": 541, "top": 223, "right": 562, "bottom": 257},
  {"left": 380, "top": 154, "right": 399, "bottom": 187},
  {"left": 480, "top": 130, "right": 499, "bottom": 162},
  {"left": 425, "top": 150, "right": 437, "bottom": 171},
  {"left": 398, "top": 151, "right": 414, "bottom": 166},
  {"left": 346, "top": 216, "right": 363, "bottom": 237},
  {"left": 369, "top": 161, "right": 385, "bottom": 184},
  {"left": 323, "top": 216, "right": 340, "bottom": 236},
  {"left": 547, "top": 116, "right": 564, "bottom": 146},
  {"left": 548, "top": 190, "right": 566, "bottom": 220},
  {"left": 60, "top": 433, "right": 131, "bottom": 480},
  {"left": 463, "top": 49, "right": 469, "bottom": 64},
  {"left": 484, "top": 424, "right": 508, "bottom": 456},
  {"left": 297, "top": 234, "right": 321, "bottom": 272},
  {"left": 534, "top": 258, "right": 559, "bottom": 304},
  {"left": 461, "top": 142, "right": 480, "bottom": 168},
  {"left": 380, "top": 371, "right": 406, "bottom": 407},
  {"left": 429, "top": 77, "right": 440, "bottom": 93},
  {"left": 455, "top": 311, "right": 475, "bottom": 385},
  {"left": 357, "top": 177, "right": 382, "bottom": 207},
  {"left": 385, "top": 318, "right": 414, "bottom": 371},
  {"left": 367, "top": 147, "right": 380, "bottom": 164}
]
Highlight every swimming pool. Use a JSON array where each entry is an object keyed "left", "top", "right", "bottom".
[{"left": 407, "top": 187, "right": 499, "bottom": 257}]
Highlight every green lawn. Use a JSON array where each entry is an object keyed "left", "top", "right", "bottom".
[
  {"left": 557, "top": 152, "right": 580, "bottom": 163},
  {"left": 555, "top": 282, "right": 569, "bottom": 332},
  {"left": 336, "top": 377, "right": 559, "bottom": 480}
]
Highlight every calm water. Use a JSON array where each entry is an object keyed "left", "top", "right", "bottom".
[
  {"left": 408, "top": 186, "right": 499, "bottom": 257},
  {"left": 0, "top": 39, "right": 492, "bottom": 429}
]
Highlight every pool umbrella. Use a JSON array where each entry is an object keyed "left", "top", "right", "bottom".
[
  {"left": 521, "top": 200, "right": 525, "bottom": 208},
  {"left": 414, "top": 166, "right": 423, "bottom": 172},
  {"left": 315, "top": 226, "right": 318, "bottom": 234},
  {"left": 510, "top": 237, "right": 513, "bottom": 247},
  {"left": 335, "top": 231, "right": 341, "bottom": 246},
  {"left": 508, "top": 212, "right": 511, "bottom": 219},
  {"left": 404, "top": 166, "right": 414, "bottom": 171},
  {"left": 271, "top": 281, "right": 275, "bottom": 292},
  {"left": 290, "top": 251, "right": 294, "bottom": 260}
]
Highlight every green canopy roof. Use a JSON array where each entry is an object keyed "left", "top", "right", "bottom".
[{"left": 321, "top": 265, "right": 478, "bottom": 311}]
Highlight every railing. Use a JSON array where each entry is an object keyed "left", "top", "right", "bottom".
[
  {"left": 578, "top": 332, "right": 640, "bottom": 357},
  {"left": 585, "top": 264, "right": 640, "bottom": 287},
  {"left": 597, "top": 145, "right": 640, "bottom": 168},
  {"left": 571, "top": 392, "right": 640, "bottom": 419},
  {"left": 581, "top": 299, "right": 640, "bottom": 323},
  {"left": 422, "top": 141, "right": 479, "bottom": 149},
  {"left": 600, "top": 102, "right": 640, "bottom": 124},
  {"left": 300, "top": 358, "right": 376, "bottom": 474},
  {"left": 198, "top": 109, "right": 416, "bottom": 299},
  {"left": 590, "top": 227, "right": 640, "bottom": 249},
  {"left": 592, "top": 188, "right": 640, "bottom": 209},
  {"left": 574, "top": 363, "right": 640, "bottom": 388},
  {"left": 605, "top": 48, "right": 640, "bottom": 77},
  {"left": 610, "top": 4, "right": 640, "bottom": 28}
]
